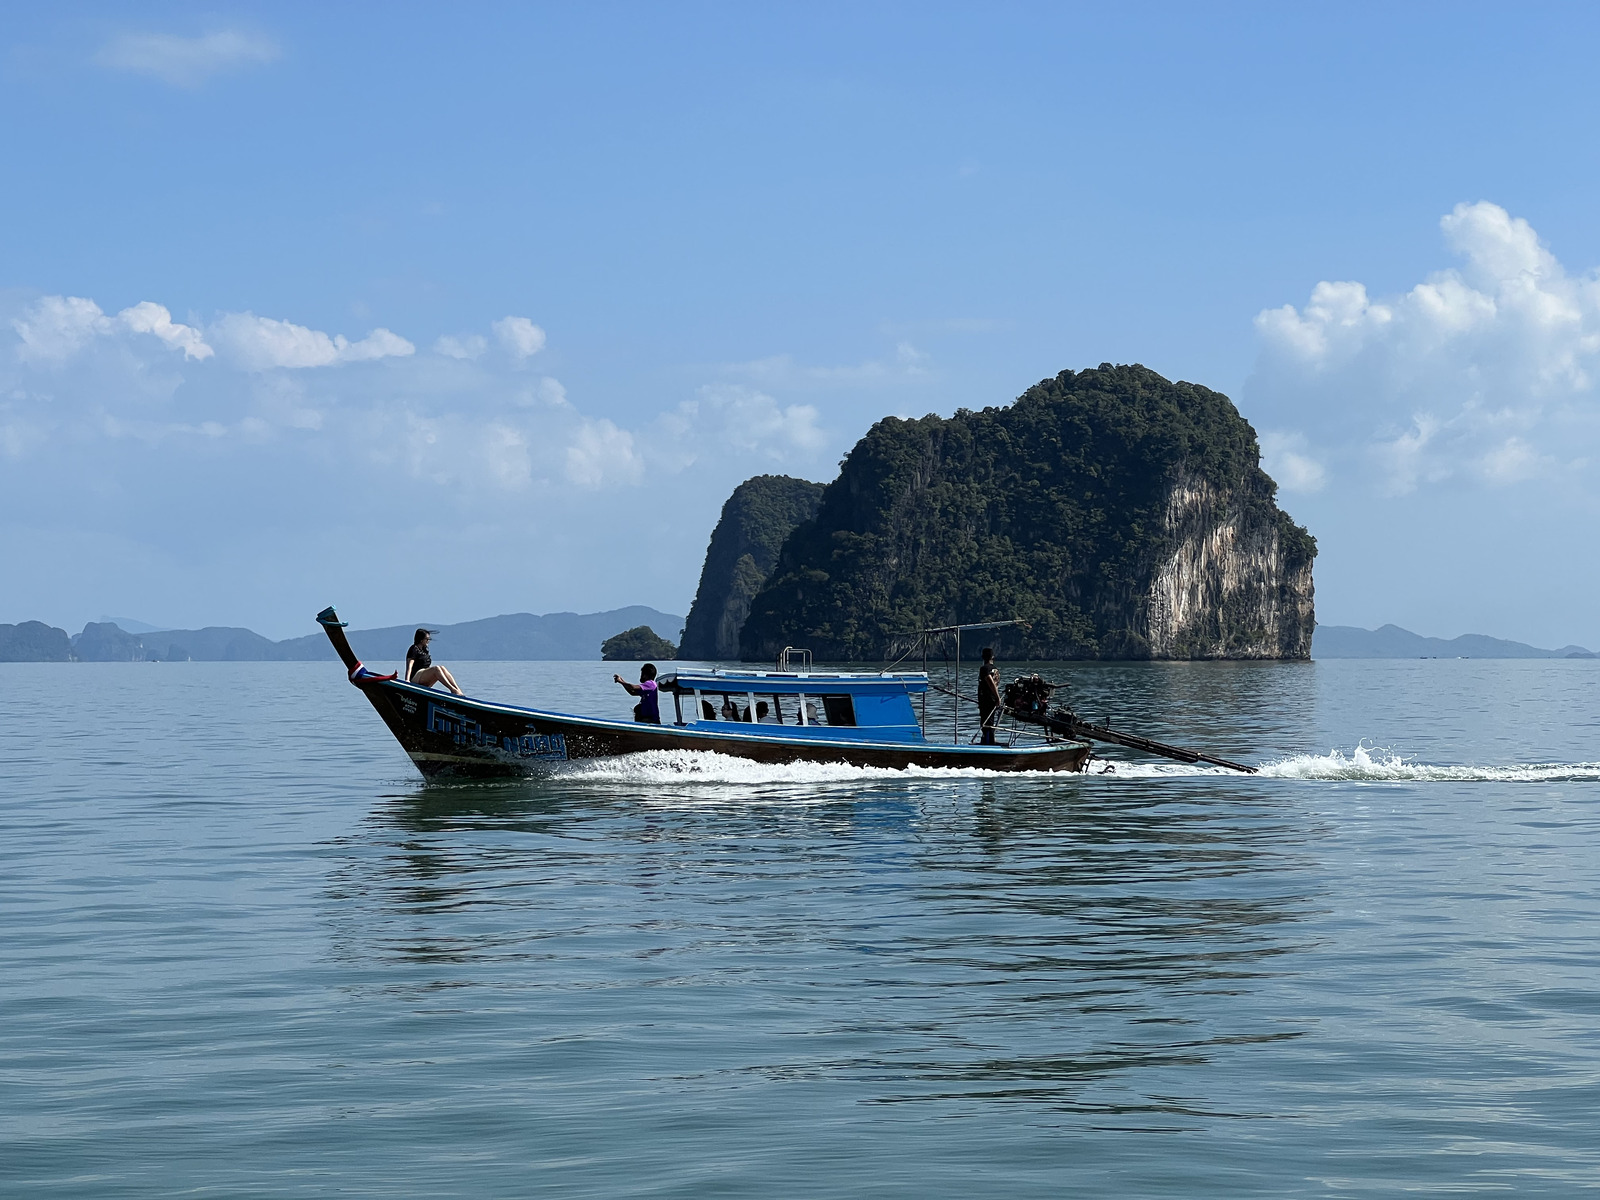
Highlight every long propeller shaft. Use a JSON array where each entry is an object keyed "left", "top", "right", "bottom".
[{"left": 1030, "top": 709, "right": 1257, "bottom": 774}]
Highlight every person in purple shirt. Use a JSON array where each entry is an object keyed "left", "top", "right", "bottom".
[{"left": 613, "top": 663, "right": 661, "bottom": 724}]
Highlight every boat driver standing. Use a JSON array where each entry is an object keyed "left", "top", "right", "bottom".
[
  {"left": 978, "top": 646, "right": 1001, "bottom": 745},
  {"left": 614, "top": 663, "right": 662, "bottom": 724}
]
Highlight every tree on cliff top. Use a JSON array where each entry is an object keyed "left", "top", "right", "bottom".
[{"left": 739, "top": 364, "right": 1316, "bottom": 661}]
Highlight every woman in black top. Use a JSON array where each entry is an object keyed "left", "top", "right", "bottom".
[{"left": 405, "top": 628, "right": 463, "bottom": 694}]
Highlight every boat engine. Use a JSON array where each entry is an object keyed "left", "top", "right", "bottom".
[
  {"left": 1001, "top": 673, "right": 1257, "bottom": 773},
  {"left": 1002, "top": 674, "right": 1063, "bottom": 727}
]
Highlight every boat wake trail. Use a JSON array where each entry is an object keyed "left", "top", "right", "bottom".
[
  {"left": 1108, "top": 745, "right": 1600, "bottom": 782},
  {"left": 1262, "top": 747, "right": 1600, "bottom": 782},
  {"left": 555, "top": 747, "right": 1600, "bottom": 786},
  {"left": 556, "top": 749, "right": 1030, "bottom": 786}
]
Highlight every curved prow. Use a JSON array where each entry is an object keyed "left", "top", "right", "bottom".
[{"left": 316, "top": 606, "right": 362, "bottom": 672}]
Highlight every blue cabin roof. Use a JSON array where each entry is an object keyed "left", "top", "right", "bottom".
[{"left": 662, "top": 668, "right": 928, "bottom": 743}]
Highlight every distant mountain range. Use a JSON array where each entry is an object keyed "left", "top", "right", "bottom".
[
  {"left": 1312, "top": 624, "right": 1595, "bottom": 659},
  {"left": 0, "top": 608, "right": 683, "bottom": 663},
  {"left": 5, "top": 613, "right": 1593, "bottom": 663},
  {"left": 97, "top": 615, "right": 170, "bottom": 634}
]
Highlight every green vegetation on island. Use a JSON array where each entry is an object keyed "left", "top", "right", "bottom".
[
  {"left": 74, "top": 622, "right": 154, "bottom": 661},
  {"left": 678, "top": 475, "right": 825, "bottom": 660},
  {"left": 732, "top": 364, "right": 1316, "bottom": 661},
  {"left": 0, "top": 621, "right": 72, "bottom": 662},
  {"left": 601, "top": 626, "right": 679, "bottom": 661}
]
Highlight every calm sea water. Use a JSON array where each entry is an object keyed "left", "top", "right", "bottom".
[{"left": 3, "top": 658, "right": 1599, "bottom": 1197}]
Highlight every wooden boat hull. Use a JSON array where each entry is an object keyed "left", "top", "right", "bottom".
[{"left": 354, "top": 677, "right": 1093, "bottom": 778}]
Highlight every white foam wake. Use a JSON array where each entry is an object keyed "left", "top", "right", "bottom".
[
  {"left": 1104, "top": 745, "right": 1600, "bottom": 783},
  {"left": 1258, "top": 746, "right": 1600, "bottom": 782},
  {"left": 555, "top": 749, "right": 1029, "bottom": 786},
  {"left": 552, "top": 746, "right": 1600, "bottom": 787}
]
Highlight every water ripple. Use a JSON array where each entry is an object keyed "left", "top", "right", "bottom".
[{"left": 3, "top": 660, "right": 1600, "bottom": 1196}]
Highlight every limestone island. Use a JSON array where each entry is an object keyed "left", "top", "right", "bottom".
[{"left": 684, "top": 364, "right": 1315, "bottom": 661}]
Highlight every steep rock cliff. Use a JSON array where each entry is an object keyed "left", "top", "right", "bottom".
[
  {"left": 1146, "top": 471, "right": 1314, "bottom": 658},
  {"left": 738, "top": 365, "right": 1315, "bottom": 661},
  {"left": 679, "top": 475, "right": 825, "bottom": 659},
  {"left": 0, "top": 621, "right": 73, "bottom": 662},
  {"left": 72, "top": 622, "right": 148, "bottom": 662}
]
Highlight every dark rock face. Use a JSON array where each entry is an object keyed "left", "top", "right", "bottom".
[
  {"left": 738, "top": 364, "right": 1316, "bottom": 661},
  {"left": 73, "top": 622, "right": 148, "bottom": 661},
  {"left": 679, "top": 475, "right": 825, "bottom": 660},
  {"left": 0, "top": 621, "right": 73, "bottom": 662}
]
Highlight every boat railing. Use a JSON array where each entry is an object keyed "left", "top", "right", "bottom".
[{"left": 777, "top": 646, "right": 813, "bottom": 673}]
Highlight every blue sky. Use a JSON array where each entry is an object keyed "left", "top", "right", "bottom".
[{"left": 6, "top": 3, "right": 1600, "bottom": 644}]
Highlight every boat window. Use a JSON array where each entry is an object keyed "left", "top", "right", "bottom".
[
  {"left": 748, "top": 694, "right": 787, "bottom": 723},
  {"left": 821, "top": 695, "right": 855, "bottom": 727},
  {"left": 796, "top": 694, "right": 855, "bottom": 726},
  {"left": 711, "top": 693, "right": 752, "bottom": 722}
]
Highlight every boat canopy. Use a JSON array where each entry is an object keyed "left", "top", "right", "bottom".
[{"left": 661, "top": 668, "right": 929, "bottom": 743}]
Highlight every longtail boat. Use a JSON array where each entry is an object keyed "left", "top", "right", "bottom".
[{"left": 316, "top": 607, "right": 1093, "bottom": 778}]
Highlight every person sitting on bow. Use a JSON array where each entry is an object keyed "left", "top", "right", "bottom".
[{"left": 405, "top": 628, "right": 464, "bottom": 695}]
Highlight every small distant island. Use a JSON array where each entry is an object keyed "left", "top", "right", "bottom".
[{"left": 601, "top": 626, "right": 679, "bottom": 661}]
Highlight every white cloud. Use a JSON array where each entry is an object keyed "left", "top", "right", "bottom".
[
  {"left": 690, "top": 384, "right": 827, "bottom": 455},
  {"left": 484, "top": 424, "right": 533, "bottom": 488},
  {"left": 534, "top": 377, "right": 568, "bottom": 408},
  {"left": 1258, "top": 431, "right": 1326, "bottom": 494},
  {"left": 493, "top": 316, "right": 546, "bottom": 359},
  {"left": 1374, "top": 414, "right": 1444, "bottom": 496},
  {"left": 565, "top": 419, "right": 642, "bottom": 488},
  {"left": 1255, "top": 280, "right": 1394, "bottom": 365},
  {"left": 1479, "top": 436, "right": 1550, "bottom": 485},
  {"left": 1250, "top": 201, "right": 1600, "bottom": 496},
  {"left": 97, "top": 30, "right": 279, "bottom": 88},
  {"left": 1, "top": 289, "right": 842, "bottom": 507},
  {"left": 13, "top": 296, "right": 110, "bottom": 363},
  {"left": 1443, "top": 202, "right": 1557, "bottom": 289},
  {"left": 434, "top": 334, "right": 487, "bottom": 360},
  {"left": 509, "top": 377, "right": 571, "bottom": 409},
  {"left": 13, "top": 296, "right": 213, "bottom": 363},
  {"left": 117, "top": 302, "right": 213, "bottom": 360},
  {"left": 724, "top": 342, "right": 932, "bottom": 388},
  {"left": 337, "top": 327, "right": 413, "bottom": 363},
  {"left": 0, "top": 286, "right": 878, "bottom": 643},
  {"left": 210, "top": 313, "right": 414, "bottom": 370}
]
